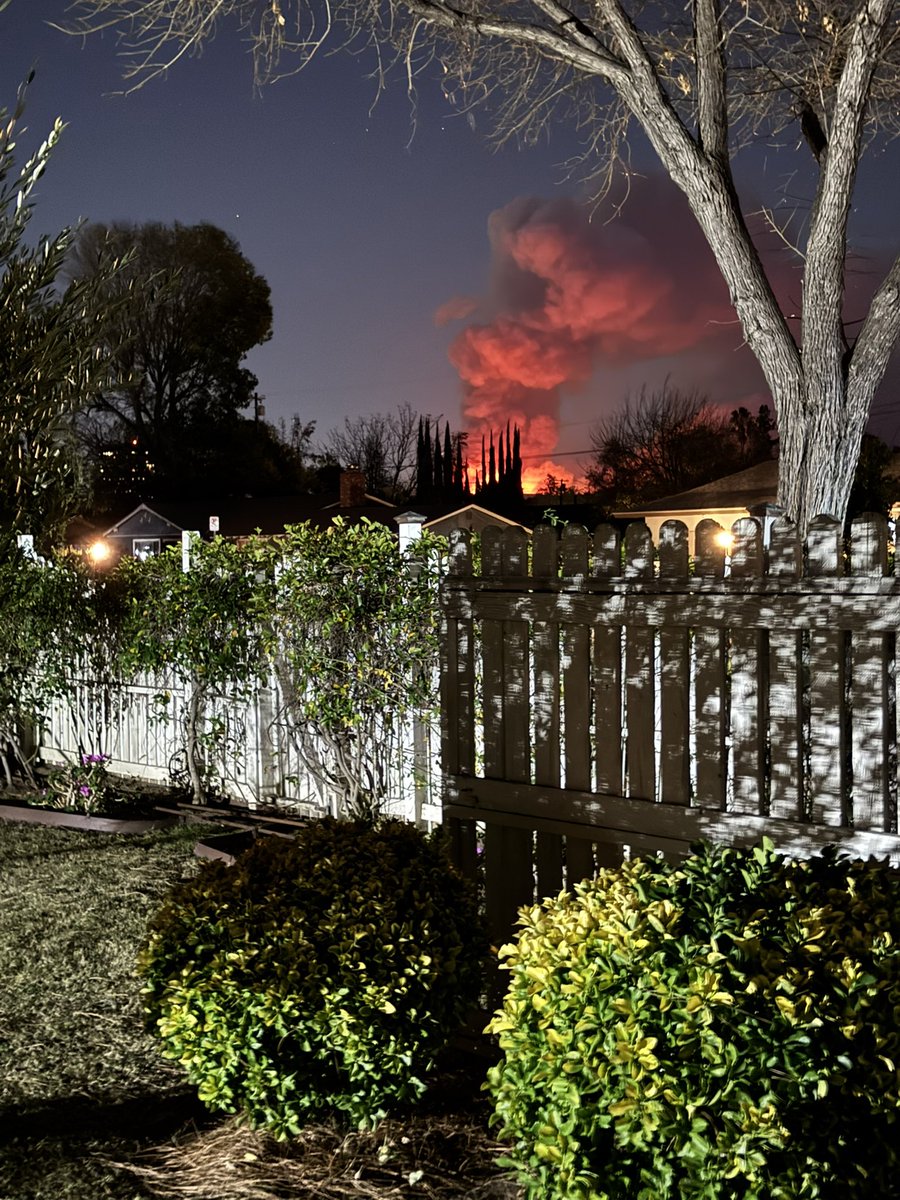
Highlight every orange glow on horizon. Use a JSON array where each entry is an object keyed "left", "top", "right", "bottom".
[{"left": 521, "top": 461, "right": 582, "bottom": 495}]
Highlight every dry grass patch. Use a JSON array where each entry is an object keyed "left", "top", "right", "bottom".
[{"left": 118, "top": 1112, "right": 521, "bottom": 1200}]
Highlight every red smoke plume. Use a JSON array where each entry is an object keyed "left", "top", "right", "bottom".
[{"left": 441, "top": 180, "right": 742, "bottom": 492}]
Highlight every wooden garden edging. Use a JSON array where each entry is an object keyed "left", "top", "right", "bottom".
[{"left": 0, "top": 802, "right": 177, "bottom": 835}]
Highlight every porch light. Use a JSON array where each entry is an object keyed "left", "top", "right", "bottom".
[{"left": 88, "top": 540, "right": 111, "bottom": 564}]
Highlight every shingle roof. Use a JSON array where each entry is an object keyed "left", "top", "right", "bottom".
[{"left": 613, "top": 459, "right": 779, "bottom": 517}]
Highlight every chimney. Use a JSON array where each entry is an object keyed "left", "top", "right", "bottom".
[{"left": 339, "top": 466, "right": 367, "bottom": 508}]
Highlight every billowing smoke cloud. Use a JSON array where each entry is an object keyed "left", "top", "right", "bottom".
[{"left": 442, "top": 179, "right": 751, "bottom": 490}]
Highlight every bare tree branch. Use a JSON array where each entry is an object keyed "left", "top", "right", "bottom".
[{"left": 65, "top": 0, "right": 900, "bottom": 531}]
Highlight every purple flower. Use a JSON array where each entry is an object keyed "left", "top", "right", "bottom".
[
  {"left": 81, "top": 753, "right": 108, "bottom": 765},
  {"left": 79, "top": 785, "right": 92, "bottom": 796}
]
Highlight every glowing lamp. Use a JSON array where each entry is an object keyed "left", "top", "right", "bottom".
[
  {"left": 88, "top": 540, "right": 111, "bottom": 564},
  {"left": 715, "top": 530, "right": 734, "bottom": 553}
]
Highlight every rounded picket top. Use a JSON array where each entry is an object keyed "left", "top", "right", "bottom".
[
  {"left": 481, "top": 524, "right": 505, "bottom": 576},
  {"left": 695, "top": 518, "right": 729, "bottom": 577},
  {"left": 806, "top": 514, "right": 843, "bottom": 578},
  {"left": 850, "top": 512, "right": 890, "bottom": 577},
  {"left": 591, "top": 523, "right": 621, "bottom": 579},
  {"left": 623, "top": 521, "right": 654, "bottom": 579},
  {"left": 561, "top": 523, "right": 590, "bottom": 580},
  {"left": 730, "top": 517, "right": 763, "bottom": 579},
  {"left": 658, "top": 520, "right": 689, "bottom": 580},
  {"left": 531, "top": 523, "right": 559, "bottom": 578},
  {"left": 768, "top": 515, "right": 802, "bottom": 579},
  {"left": 446, "top": 527, "right": 473, "bottom": 576},
  {"left": 503, "top": 525, "right": 529, "bottom": 575}
]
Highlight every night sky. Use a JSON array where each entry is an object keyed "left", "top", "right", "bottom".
[{"left": 3, "top": 1, "right": 899, "bottom": 489}]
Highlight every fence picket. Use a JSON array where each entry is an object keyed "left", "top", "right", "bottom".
[
  {"left": 768, "top": 629, "right": 804, "bottom": 819},
  {"left": 480, "top": 528, "right": 534, "bottom": 940},
  {"left": 532, "top": 526, "right": 564, "bottom": 896},
  {"left": 442, "top": 530, "right": 478, "bottom": 870},
  {"left": 849, "top": 632, "right": 890, "bottom": 831},
  {"left": 658, "top": 522, "right": 690, "bottom": 807},
  {"left": 623, "top": 524, "right": 655, "bottom": 804},
  {"left": 729, "top": 519, "right": 765, "bottom": 814},
  {"left": 806, "top": 517, "right": 846, "bottom": 825}
]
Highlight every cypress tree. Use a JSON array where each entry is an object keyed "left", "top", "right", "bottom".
[
  {"left": 417, "top": 416, "right": 433, "bottom": 499},
  {"left": 433, "top": 428, "right": 443, "bottom": 491}
]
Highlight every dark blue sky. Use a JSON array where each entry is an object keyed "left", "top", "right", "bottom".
[{"left": 3, "top": 1, "right": 899, "bottom": 484}]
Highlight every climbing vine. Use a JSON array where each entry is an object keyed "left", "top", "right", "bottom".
[
  {"left": 0, "top": 520, "right": 442, "bottom": 814},
  {"left": 267, "top": 519, "right": 442, "bottom": 819}
]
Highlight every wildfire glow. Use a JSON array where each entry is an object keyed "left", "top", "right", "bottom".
[
  {"left": 442, "top": 180, "right": 741, "bottom": 496},
  {"left": 521, "top": 461, "right": 579, "bottom": 495}
]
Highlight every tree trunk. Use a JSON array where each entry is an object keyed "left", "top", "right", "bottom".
[
  {"left": 775, "top": 375, "right": 869, "bottom": 532},
  {"left": 185, "top": 677, "right": 208, "bottom": 804}
]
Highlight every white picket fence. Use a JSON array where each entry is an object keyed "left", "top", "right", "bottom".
[{"left": 38, "top": 667, "right": 441, "bottom": 826}]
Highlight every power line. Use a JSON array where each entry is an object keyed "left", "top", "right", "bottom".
[{"left": 519, "top": 448, "right": 594, "bottom": 460}]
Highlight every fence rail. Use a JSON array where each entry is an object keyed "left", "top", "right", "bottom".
[{"left": 441, "top": 515, "right": 900, "bottom": 942}]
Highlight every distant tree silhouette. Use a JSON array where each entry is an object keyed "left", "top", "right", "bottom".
[
  {"left": 70, "top": 220, "right": 273, "bottom": 501},
  {"left": 588, "top": 386, "right": 776, "bottom": 507},
  {"left": 414, "top": 418, "right": 470, "bottom": 504},
  {"left": 320, "top": 403, "right": 420, "bottom": 501},
  {"left": 472, "top": 422, "right": 523, "bottom": 509}
]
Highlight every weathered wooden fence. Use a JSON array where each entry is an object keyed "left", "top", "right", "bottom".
[{"left": 441, "top": 514, "right": 900, "bottom": 942}]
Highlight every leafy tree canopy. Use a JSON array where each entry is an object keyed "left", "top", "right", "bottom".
[{"left": 69, "top": 220, "right": 273, "bottom": 500}]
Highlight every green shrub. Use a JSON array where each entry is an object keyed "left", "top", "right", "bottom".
[
  {"left": 138, "top": 818, "right": 486, "bottom": 1135},
  {"left": 485, "top": 841, "right": 900, "bottom": 1200}
]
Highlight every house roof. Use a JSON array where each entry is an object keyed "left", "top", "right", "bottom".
[
  {"left": 613, "top": 459, "right": 779, "bottom": 518},
  {"left": 70, "top": 492, "right": 400, "bottom": 549},
  {"left": 413, "top": 501, "right": 532, "bottom": 535},
  {"left": 103, "top": 504, "right": 184, "bottom": 539}
]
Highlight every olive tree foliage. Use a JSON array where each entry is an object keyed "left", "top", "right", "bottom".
[
  {"left": 0, "top": 79, "right": 122, "bottom": 551},
  {"left": 70, "top": 0, "right": 900, "bottom": 534}
]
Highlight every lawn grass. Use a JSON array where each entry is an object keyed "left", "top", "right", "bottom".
[
  {"left": 0, "top": 819, "right": 211, "bottom": 1200},
  {"left": 0, "top": 818, "right": 520, "bottom": 1200}
]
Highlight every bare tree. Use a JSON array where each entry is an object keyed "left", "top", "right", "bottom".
[
  {"left": 319, "top": 402, "right": 422, "bottom": 500},
  {"left": 68, "top": 0, "right": 900, "bottom": 532},
  {"left": 588, "top": 386, "right": 774, "bottom": 505}
]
